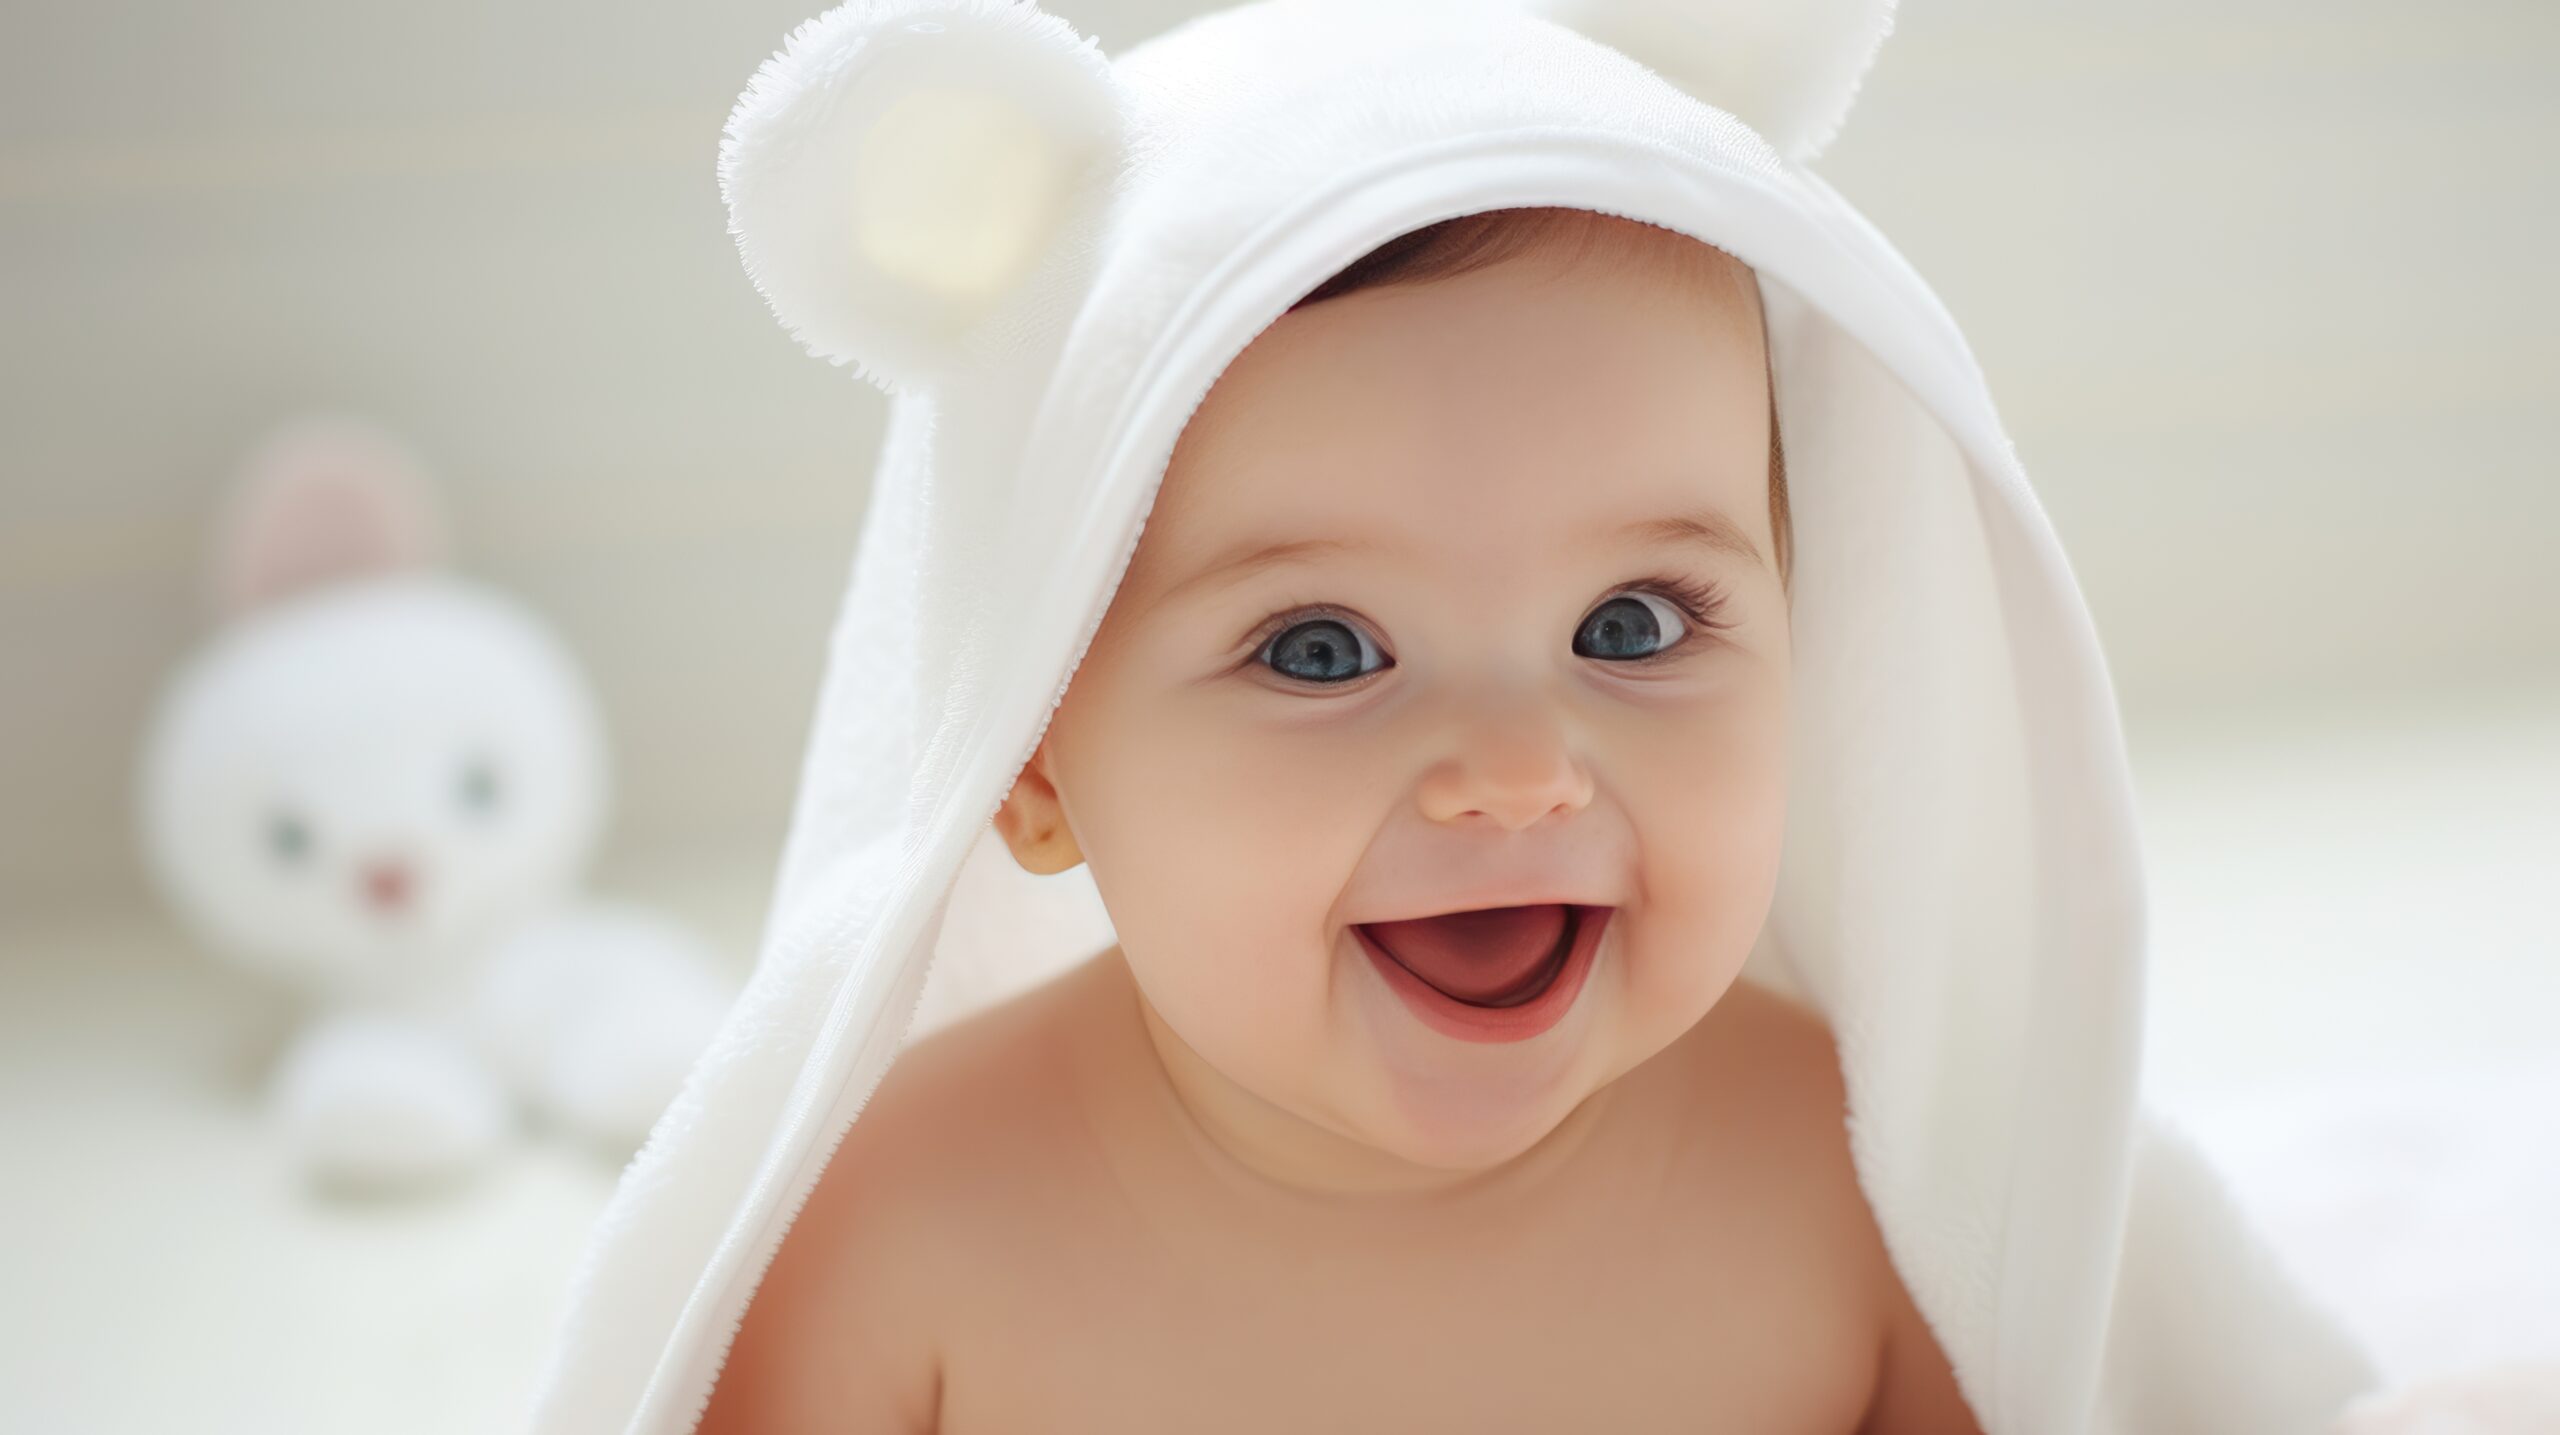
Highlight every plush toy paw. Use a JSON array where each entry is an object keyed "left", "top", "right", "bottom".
[
  {"left": 474, "top": 901, "right": 736, "bottom": 1156},
  {"left": 266, "top": 1009, "right": 512, "bottom": 1192}
]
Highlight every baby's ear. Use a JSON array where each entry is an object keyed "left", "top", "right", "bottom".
[
  {"left": 718, "top": 0, "right": 1126, "bottom": 396},
  {"left": 1525, "top": 0, "right": 1898, "bottom": 164},
  {"left": 991, "top": 741, "right": 1083, "bottom": 877}
]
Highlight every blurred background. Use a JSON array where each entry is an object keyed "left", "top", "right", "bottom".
[{"left": 2, "top": 1, "right": 2553, "bottom": 1430}]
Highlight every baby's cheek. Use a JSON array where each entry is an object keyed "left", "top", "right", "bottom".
[
  {"left": 1615, "top": 700, "right": 1791, "bottom": 1027},
  {"left": 1105, "top": 723, "right": 1366, "bottom": 1052},
  {"left": 1143, "top": 716, "right": 1387, "bottom": 901},
  {"left": 1647, "top": 719, "right": 1789, "bottom": 894}
]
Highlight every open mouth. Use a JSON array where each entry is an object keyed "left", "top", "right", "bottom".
[
  {"left": 1352, "top": 904, "right": 1610, "bottom": 1044},
  {"left": 1358, "top": 903, "right": 1581, "bottom": 1008}
]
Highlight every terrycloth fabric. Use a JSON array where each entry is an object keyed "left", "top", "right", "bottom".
[{"left": 523, "top": 2, "right": 2383, "bottom": 1431}]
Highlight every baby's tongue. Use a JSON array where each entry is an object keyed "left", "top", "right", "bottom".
[{"left": 1361, "top": 904, "right": 1571, "bottom": 1007}]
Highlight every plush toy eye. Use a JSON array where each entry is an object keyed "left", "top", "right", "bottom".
[
  {"left": 266, "top": 809, "right": 314, "bottom": 866},
  {"left": 455, "top": 756, "right": 504, "bottom": 817}
]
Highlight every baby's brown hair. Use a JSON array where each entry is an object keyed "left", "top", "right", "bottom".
[{"left": 1287, "top": 206, "right": 1792, "bottom": 592}]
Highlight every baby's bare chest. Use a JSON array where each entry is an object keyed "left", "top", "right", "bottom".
[{"left": 928, "top": 1145, "right": 1880, "bottom": 1434}]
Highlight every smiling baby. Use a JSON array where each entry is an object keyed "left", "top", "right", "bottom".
[{"left": 699, "top": 206, "right": 1984, "bottom": 1434}]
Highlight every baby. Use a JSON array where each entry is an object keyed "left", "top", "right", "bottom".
[{"left": 701, "top": 206, "right": 1984, "bottom": 1432}]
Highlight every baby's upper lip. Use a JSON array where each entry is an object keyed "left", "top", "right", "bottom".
[
  {"left": 1353, "top": 888, "right": 1618, "bottom": 926},
  {"left": 1345, "top": 844, "right": 1631, "bottom": 927}
]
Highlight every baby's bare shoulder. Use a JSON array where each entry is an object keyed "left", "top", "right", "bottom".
[
  {"left": 1683, "top": 976, "right": 1861, "bottom": 1179},
  {"left": 1658, "top": 982, "right": 1888, "bottom": 1349},
  {"left": 698, "top": 966, "right": 1093, "bottom": 1434},
  {"left": 1680, "top": 979, "right": 1985, "bottom": 1433}
]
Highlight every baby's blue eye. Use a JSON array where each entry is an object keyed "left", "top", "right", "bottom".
[
  {"left": 1262, "top": 615, "right": 1381, "bottom": 685},
  {"left": 1574, "top": 592, "right": 1689, "bottom": 662},
  {"left": 1253, "top": 584, "right": 1717, "bottom": 688}
]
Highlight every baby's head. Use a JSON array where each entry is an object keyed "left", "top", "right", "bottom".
[{"left": 996, "top": 206, "right": 1793, "bottom": 1192}]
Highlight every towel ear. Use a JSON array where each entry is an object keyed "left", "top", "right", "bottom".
[
  {"left": 1525, "top": 0, "right": 1898, "bottom": 164},
  {"left": 718, "top": 0, "right": 1124, "bottom": 394}
]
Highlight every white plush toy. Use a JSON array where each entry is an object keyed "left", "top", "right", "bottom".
[{"left": 138, "top": 414, "right": 738, "bottom": 1193}]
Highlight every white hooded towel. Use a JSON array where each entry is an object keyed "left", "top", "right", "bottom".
[{"left": 525, "top": 2, "right": 2383, "bottom": 1430}]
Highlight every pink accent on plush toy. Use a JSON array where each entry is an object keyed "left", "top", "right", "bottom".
[{"left": 211, "top": 414, "right": 445, "bottom": 621}]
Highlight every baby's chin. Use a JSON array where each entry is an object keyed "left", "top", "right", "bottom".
[{"left": 1331, "top": 908, "right": 1630, "bottom": 1171}]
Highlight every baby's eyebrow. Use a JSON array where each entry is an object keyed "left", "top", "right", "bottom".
[
  {"left": 1617, "top": 508, "right": 1766, "bottom": 571},
  {"left": 1151, "top": 505, "right": 1766, "bottom": 611},
  {"left": 1151, "top": 535, "right": 1376, "bottom": 610}
]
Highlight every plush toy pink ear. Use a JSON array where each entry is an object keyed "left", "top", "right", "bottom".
[
  {"left": 1526, "top": 0, "right": 1899, "bottom": 164},
  {"left": 717, "top": 0, "right": 1125, "bottom": 395},
  {"left": 211, "top": 414, "right": 444, "bottom": 622}
]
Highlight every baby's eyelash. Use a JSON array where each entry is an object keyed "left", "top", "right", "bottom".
[
  {"left": 1240, "top": 599, "right": 1368, "bottom": 657},
  {"left": 1600, "top": 572, "right": 1734, "bottom": 669},
  {"left": 1626, "top": 572, "right": 1735, "bottom": 634},
  {"left": 1241, "top": 573, "right": 1735, "bottom": 669}
]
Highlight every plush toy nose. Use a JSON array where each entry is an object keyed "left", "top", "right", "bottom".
[{"left": 360, "top": 858, "right": 415, "bottom": 915}]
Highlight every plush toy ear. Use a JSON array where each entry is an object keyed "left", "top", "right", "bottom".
[
  {"left": 212, "top": 414, "right": 444, "bottom": 622},
  {"left": 1526, "top": 0, "right": 1898, "bottom": 164},
  {"left": 718, "top": 0, "right": 1125, "bottom": 395}
]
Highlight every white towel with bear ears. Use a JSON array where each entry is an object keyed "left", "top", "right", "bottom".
[{"left": 523, "top": 2, "right": 2384, "bottom": 1431}]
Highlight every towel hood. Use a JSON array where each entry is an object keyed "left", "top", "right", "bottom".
[{"left": 525, "top": 3, "right": 2381, "bottom": 1430}]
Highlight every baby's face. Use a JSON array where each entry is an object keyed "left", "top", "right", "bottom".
[{"left": 1004, "top": 220, "right": 1791, "bottom": 1187}]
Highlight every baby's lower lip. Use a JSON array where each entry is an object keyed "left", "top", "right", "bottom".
[{"left": 1353, "top": 905, "right": 1611, "bottom": 1045}]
